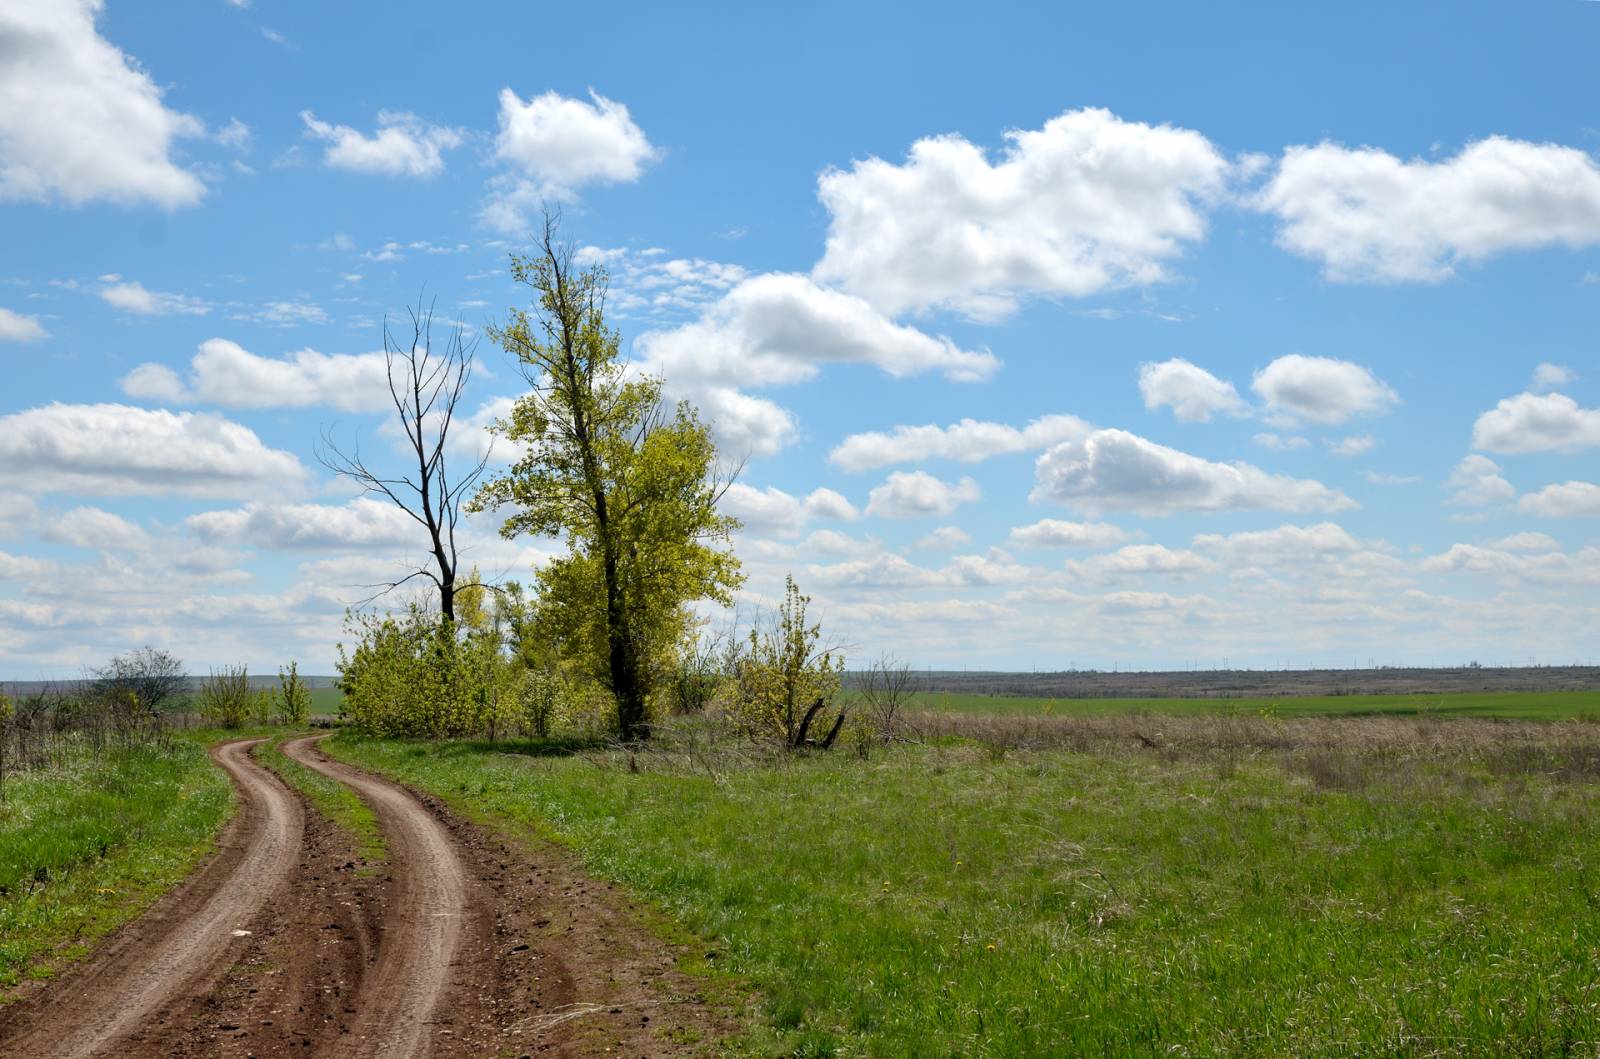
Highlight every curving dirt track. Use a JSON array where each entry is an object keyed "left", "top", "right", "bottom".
[
  {"left": 0, "top": 740, "right": 303, "bottom": 1059},
  {"left": 1, "top": 735, "right": 740, "bottom": 1058},
  {"left": 278, "top": 735, "right": 469, "bottom": 1057}
]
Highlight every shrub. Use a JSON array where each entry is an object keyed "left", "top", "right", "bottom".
[
  {"left": 337, "top": 605, "right": 489, "bottom": 738},
  {"left": 278, "top": 661, "right": 312, "bottom": 726},
  {"left": 198, "top": 666, "right": 253, "bottom": 729},
  {"left": 724, "top": 576, "right": 847, "bottom": 749}
]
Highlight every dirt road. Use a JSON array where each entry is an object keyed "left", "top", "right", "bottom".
[{"left": 0, "top": 736, "right": 738, "bottom": 1058}]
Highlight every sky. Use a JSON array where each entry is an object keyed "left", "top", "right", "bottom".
[{"left": 3, "top": 0, "right": 1600, "bottom": 677}]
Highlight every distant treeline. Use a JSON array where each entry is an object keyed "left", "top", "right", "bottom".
[{"left": 841, "top": 665, "right": 1600, "bottom": 700}]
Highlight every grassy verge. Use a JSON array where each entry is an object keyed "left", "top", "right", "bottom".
[
  {"left": 908, "top": 687, "right": 1600, "bottom": 719},
  {"left": 329, "top": 718, "right": 1600, "bottom": 1057},
  {"left": 0, "top": 727, "right": 274, "bottom": 993},
  {"left": 255, "top": 733, "right": 385, "bottom": 864}
]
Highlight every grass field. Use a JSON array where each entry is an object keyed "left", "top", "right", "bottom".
[
  {"left": 908, "top": 688, "right": 1600, "bottom": 720},
  {"left": 0, "top": 728, "right": 269, "bottom": 992},
  {"left": 255, "top": 734, "right": 385, "bottom": 863},
  {"left": 329, "top": 715, "right": 1600, "bottom": 1056}
]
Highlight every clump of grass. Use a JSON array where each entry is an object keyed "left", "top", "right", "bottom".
[
  {"left": 255, "top": 735, "right": 385, "bottom": 864},
  {"left": 328, "top": 717, "right": 1600, "bottom": 1056}
]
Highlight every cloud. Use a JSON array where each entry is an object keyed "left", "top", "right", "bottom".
[
  {"left": 187, "top": 497, "right": 419, "bottom": 550},
  {"left": 636, "top": 273, "right": 997, "bottom": 457},
  {"left": 1471, "top": 392, "right": 1600, "bottom": 453},
  {"left": 0, "top": 402, "right": 306, "bottom": 497},
  {"left": 1253, "top": 432, "right": 1309, "bottom": 451},
  {"left": 1251, "top": 354, "right": 1398, "bottom": 425},
  {"left": 43, "top": 506, "right": 151, "bottom": 550},
  {"left": 100, "top": 280, "right": 210, "bottom": 315},
  {"left": 1422, "top": 542, "right": 1600, "bottom": 588},
  {"left": 121, "top": 339, "right": 391, "bottom": 412},
  {"left": 830, "top": 414, "right": 1088, "bottom": 471},
  {"left": 1532, "top": 363, "right": 1575, "bottom": 392},
  {"left": 1366, "top": 471, "right": 1421, "bottom": 486},
  {"left": 916, "top": 526, "right": 971, "bottom": 550},
  {"left": 0, "top": 0, "right": 205, "bottom": 207},
  {"left": 484, "top": 88, "right": 657, "bottom": 229},
  {"left": 1518, "top": 481, "right": 1600, "bottom": 518},
  {"left": 1446, "top": 455, "right": 1515, "bottom": 507},
  {"left": 1191, "top": 522, "right": 1363, "bottom": 566},
  {"left": 1138, "top": 358, "right": 1249, "bottom": 422},
  {"left": 227, "top": 300, "right": 329, "bottom": 326},
  {"left": 1032, "top": 429, "right": 1355, "bottom": 515},
  {"left": 1256, "top": 136, "right": 1600, "bottom": 282},
  {"left": 1067, "top": 544, "right": 1213, "bottom": 581},
  {"left": 812, "top": 107, "right": 1229, "bottom": 319},
  {"left": 300, "top": 109, "right": 463, "bottom": 178},
  {"left": 865, "top": 471, "right": 980, "bottom": 519},
  {"left": 1329, "top": 434, "right": 1376, "bottom": 457},
  {"left": 0, "top": 306, "right": 47, "bottom": 341},
  {"left": 214, "top": 117, "right": 251, "bottom": 150},
  {"left": 1488, "top": 532, "right": 1560, "bottom": 552},
  {"left": 720, "top": 484, "right": 858, "bottom": 537},
  {"left": 1009, "top": 519, "right": 1130, "bottom": 549}
]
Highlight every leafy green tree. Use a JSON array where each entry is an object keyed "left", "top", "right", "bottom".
[
  {"left": 278, "top": 661, "right": 312, "bottom": 726},
  {"left": 471, "top": 214, "right": 743, "bottom": 740}
]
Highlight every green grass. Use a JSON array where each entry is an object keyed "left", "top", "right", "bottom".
[
  {"left": 909, "top": 688, "right": 1600, "bottom": 720},
  {"left": 0, "top": 727, "right": 273, "bottom": 992},
  {"left": 255, "top": 733, "right": 384, "bottom": 863},
  {"left": 327, "top": 721, "right": 1600, "bottom": 1057},
  {"left": 306, "top": 686, "right": 344, "bottom": 718}
]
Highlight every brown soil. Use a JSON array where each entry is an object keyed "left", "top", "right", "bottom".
[{"left": 0, "top": 737, "right": 743, "bottom": 1059}]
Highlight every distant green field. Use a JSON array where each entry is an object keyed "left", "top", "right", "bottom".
[
  {"left": 307, "top": 686, "right": 343, "bottom": 717},
  {"left": 909, "top": 689, "right": 1600, "bottom": 720}
]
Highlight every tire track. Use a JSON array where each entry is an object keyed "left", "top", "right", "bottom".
[
  {"left": 280, "top": 734, "right": 469, "bottom": 1059},
  {"left": 0, "top": 739, "right": 303, "bottom": 1059}
]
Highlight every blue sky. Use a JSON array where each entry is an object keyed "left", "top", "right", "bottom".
[{"left": 3, "top": 0, "right": 1599, "bottom": 676}]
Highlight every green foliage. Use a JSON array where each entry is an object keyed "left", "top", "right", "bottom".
[
  {"left": 277, "top": 661, "right": 312, "bottom": 726},
  {"left": 725, "top": 577, "right": 846, "bottom": 748},
  {"left": 338, "top": 606, "right": 478, "bottom": 737},
  {"left": 197, "top": 665, "right": 252, "bottom": 729},
  {"left": 469, "top": 225, "right": 742, "bottom": 739}
]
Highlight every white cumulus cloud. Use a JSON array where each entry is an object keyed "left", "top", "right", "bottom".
[
  {"left": 121, "top": 339, "right": 392, "bottom": 412},
  {"left": 187, "top": 498, "right": 419, "bottom": 550},
  {"left": 1009, "top": 519, "right": 1130, "bottom": 550},
  {"left": 1251, "top": 354, "right": 1398, "bottom": 425},
  {"left": 865, "top": 471, "right": 981, "bottom": 519},
  {"left": 1257, "top": 136, "right": 1600, "bottom": 282},
  {"left": 721, "top": 484, "right": 858, "bottom": 537},
  {"left": 1518, "top": 481, "right": 1600, "bottom": 518},
  {"left": 300, "top": 109, "right": 463, "bottom": 178},
  {"left": 0, "top": 402, "right": 306, "bottom": 497},
  {"left": 484, "top": 88, "right": 657, "bottom": 229},
  {"left": 0, "top": 307, "right": 47, "bottom": 341},
  {"left": 1446, "top": 455, "right": 1515, "bottom": 507},
  {"left": 0, "top": 0, "right": 205, "bottom": 207},
  {"left": 1471, "top": 391, "right": 1600, "bottom": 453},
  {"left": 830, "top": 414, "right": 1087, "bottom": 472},
  {"left": 1032, "top": 429, "right": 1355, "bottom": 516},
  {"left": 813, "top": 107, "right": 1229, "bottom": 319},
  {"left": 1138, "top": 358, "right": 1249, "bottom": 422},
  {"left": 636, "top": 273, "right": 997, "bottom": 458},
  {"left": 100, "top": 280, "right": 210, "bottom": 316}
]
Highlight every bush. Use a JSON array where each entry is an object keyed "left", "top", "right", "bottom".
[
  {"left": 278, "top": 661, "right": 311, "bottom": 726},
  {"left": 724, "top": 576, "right": 847, "bottom": 749},
  {"left": 198, "top": 666, "right": 252, "bottom": 729},
  {"left": 338, "top": 606, "right": 489, "bottom": 738}
]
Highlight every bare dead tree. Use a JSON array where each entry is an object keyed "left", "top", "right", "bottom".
[
  {"left": 319, "top": 299, "right": 487, "bottom": 622},
  {"left": 862, "top": 653, "right": 920, "bottom": 740}
]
